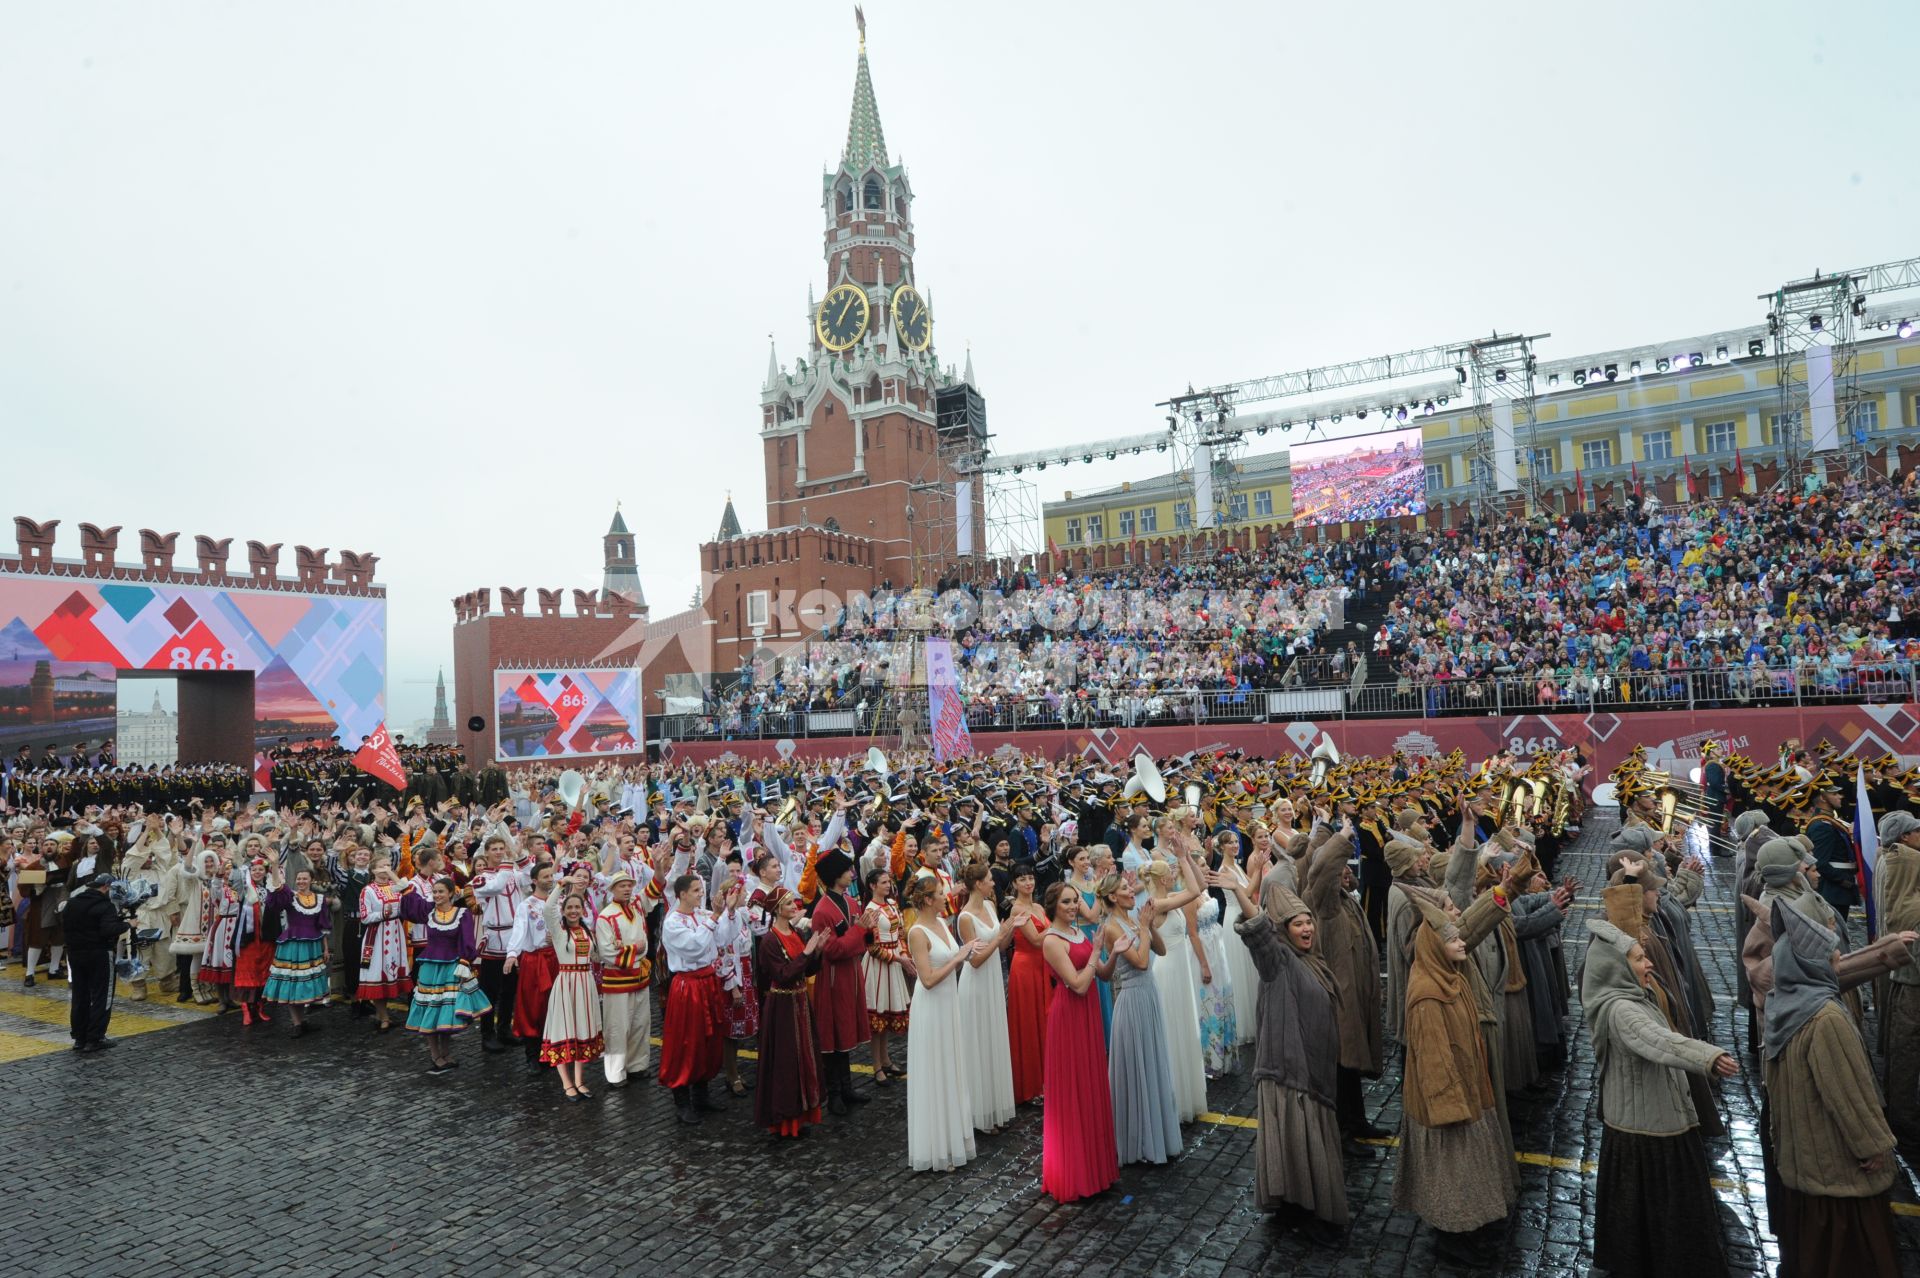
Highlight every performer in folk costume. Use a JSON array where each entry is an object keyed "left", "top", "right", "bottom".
[
  {"left": 355, "top": 851, "right": 415, "bottom": 1031},
  {"left": 400, "top": 876, "right": 492, "bottom": 1074},
  {"left": 539, "top": 888, "right": 605, "bottom": 1099},
  {"left": 468, "top": 835, "right": 529, "bottom": 1052},
  {"left": 660, "top": 870, "right": 746, "bottom": 1124},
  {"left": 504, "top": 860, "right": 558, "bottom": 1074},
  {"left": 595, "top": 870, "right": 654, "bottom": 1088},
  {"left": 261, "top": 867, "right": 332, "bottom": 1038},
  {"left": 861, "top": 867, "right": 913, "bottom": 1085},
  {"left": 753, "top": 885, "right": 831, "bottom": 1139},
  {"left": 810, "top": 848, "right": 879, "bottom": 1116}
]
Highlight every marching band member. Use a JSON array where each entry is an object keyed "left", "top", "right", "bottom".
[{"left": 594, "top": 870, "right": 653, "bottom": 1088}]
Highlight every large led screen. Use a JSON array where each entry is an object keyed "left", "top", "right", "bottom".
[
  {"left": 494, "top": 669, "right": 643, "bottom": 760},
  {"left": 0, "top": 573, "right": 386, "bottom": 754},
  {"left": 1287, "top": 425, "right": 1426, "bottom": 527}
]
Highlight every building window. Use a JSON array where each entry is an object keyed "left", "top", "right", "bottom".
[
  {"left": 746, "top": 591, "right": 770, "bottom": 631},
  {"left": 1118, "top": 509, "right": 1135, "bottom": 538},
  {"left": 1425, "top": 463, "right": 1445, "bottom": 494},
  {"left": 1581, "top": 438, "right": 1614, "bottom": 470},
  {"left": 1226, "top": 492, "right": 1249, "bottom": 522},
  {"left": 1173, "top": 501, "right": 1192, "bottom": 529},
  {"left": 863, "top": 177, "right": 883, "bottom": 210},
  {"left": 1643, "top": 429, "right": 1673, "bottom": 462},
  {"left": 1467, "top": 457, "right": 1489, "bottom": 487},
  {"left": 1849, "top": 399, "right": 1881, "bottom": 434},
  {"left": 1528, "top": 447, "right": 1555, "bottom": 477},
  {"left": 1139, "top": 506, "right": 1158, "bottom": 533},
  {"left": 1702, "top": 420, "right": 1737, "bottom": 453},
  {"left": 1065, "top": 518, "right": 1082, "bottom": 545},
  {"left": 1086, "top": 514, "right": 1104, "bottom": 543},
  {"left": 1253, "top": 489, "right": 1274, "bottom": 517},
  {"left": 1767, "top": 411, "right": 1802, "bottom": 447}
]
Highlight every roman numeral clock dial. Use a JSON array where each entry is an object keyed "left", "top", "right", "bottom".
[
  {"left": 815, "top": 283, "right": 871, "bottom": 352},
  {"left": 891, "top": 283, "right": 931, "bottom": 352}
]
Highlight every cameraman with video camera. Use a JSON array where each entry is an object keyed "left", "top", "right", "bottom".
[{"left": 63, "top": 873, "right": 129, "bottom": 1053}]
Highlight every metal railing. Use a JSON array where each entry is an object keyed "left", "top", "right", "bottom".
[{"left": 652, "top": 659, "right": 1920, "bottom": 743}]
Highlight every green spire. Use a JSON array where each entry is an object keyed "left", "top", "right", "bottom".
[{"left": 842, "top": 18, "right": 888, "bottom": 173}]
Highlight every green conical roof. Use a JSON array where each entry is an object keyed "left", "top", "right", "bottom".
[
  {"left": 842, "top": 43, "right": 889, "bottom": 173},
  {"left": 716, "top": 496, "right": 743, "bottom": 541}
]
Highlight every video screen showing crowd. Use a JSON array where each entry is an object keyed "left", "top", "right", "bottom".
[{"left": 3, "top": 733, "right": 1916, "bottom": 1275}]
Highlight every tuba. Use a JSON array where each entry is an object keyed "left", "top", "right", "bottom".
[
  {"left": 1122, "top": 753, "right": 1167, "bottom": 804},
  {"left": 1308, "top": 736, "right": 1340, "bottom": 789},
  {"left": 555, "top": 769, "right": 588, "bottom": 813}
]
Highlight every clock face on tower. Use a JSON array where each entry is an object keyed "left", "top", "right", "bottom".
[
  {"left": 815, "top": 283, "right": 871, "bottom": 352},
  {"left": 891, "top": 284, "right": 931, "bottom": 352}
]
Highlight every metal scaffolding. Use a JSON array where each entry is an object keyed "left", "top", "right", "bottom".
[
  {"left": 1455, "top": 332, "right": 1549, "bottom": 519},
  {"left": 982, "top": 471, "right": 1041, "bottom": 564},
  {"left": 1763, "top": 271, "right": 1863, "bottom": 488}
]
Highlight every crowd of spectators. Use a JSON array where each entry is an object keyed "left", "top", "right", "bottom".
[{"left": 684, "top": 472, "right": 1920, "bottom": 737}]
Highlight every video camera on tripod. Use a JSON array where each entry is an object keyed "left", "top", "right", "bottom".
[{"left": 103, "top": 877, "right": 167, "bottom": 979}]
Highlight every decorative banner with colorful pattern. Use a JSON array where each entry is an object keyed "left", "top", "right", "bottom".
[
  {"left": 493, "top": 669, "right": 643, "bottom": 761},
  {"left": 924, "top": 638, "right": 974, "bottom": 762},
  {"left": 0, "top": 573, "right": 386, "bottom": 754}
]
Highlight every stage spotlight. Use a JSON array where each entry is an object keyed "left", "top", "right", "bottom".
[
  {"left": 1655, "top": 357, "right": 1671, "bottom": 373},
  {"left": 1037, "top": 461, "right": 1047, "bottom": 470},
  {"left": 1105, "top": 450, "right": 1116, "bottom": 460},
  {"left": 1012, "top": 465, "right": 1023, "bottom": 474},
  {"left": 1547, "top": 373, "right": 1560, "bottom": 387},
  {"left": 1494, "top": 367, "right": 1508, "bottom": 383},
  {"left": 1437, "top": 396, "right": 1449, "bottom": 407},
  {"left": 1715, "top": 345, "right": 1729, "bottom": 362},
  {"left": 1573, "top": 369, "right": 1588, "bottom": 386},
  {"left": 1901, "top": 320, "right": 1916, "bottom": 340},
  {"left": 1748, "top": 338, "right": 1765, "bottom": 357},
  {"left": 1455, "top": 366, "right": 1468, "bottom": 384},
  {"left": 1630, "top": 360, "right": 1642, "bottom": 375},
  {"left": 1281, "top": 420, "right": 1292, "bottom": 432},
  {"left": 1422, "top": 400, "right": 1435, "bottom": 416},
  {"left": 1357, "top": 408, "right": 1368, "bottom": 420},
  {"left": 1131, "top": 446, "right": 1141, "bottom": 455},
  {"left": 1810, "top": 313, "right": 1824, "bottom": 331},
  {"left": 1256, "top": 424, "right": 1268, "bottom": 435},
  {"left": 1157, "top": 441, "right": 1168, "bottom": 452},
  {"left": 1671, "top": 354, "right": 1690, "bottom": 371},
  {"left": 1853, "top": 295, "right": 1867, "bottom": 318},
  {"left": 1332, "top": 412, "right": 1342, "bottom": 424},
  {"left": 1395, "top": 406, "right": 1409, "bottom": 423},
  {"left": 1689, "top": 352, "right": 1705, "bottom": 367},
  {"left": 1082, "top": 454, "right": 1093, "bottom": 464},
  {"left": 1604, "top": 364, "right": 1618, "bottom": 382}
]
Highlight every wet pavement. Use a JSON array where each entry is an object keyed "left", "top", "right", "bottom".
[{"left": 4, "top": 815, "right": 1918, "bottom": 1277}]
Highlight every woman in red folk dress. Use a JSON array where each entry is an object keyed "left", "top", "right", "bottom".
[
  {"left": 1040, "top": 882, "right": 1122, "bottom": 1203},
  {"left": 355, "top": 853, "right": 414, "bottom": 1032},
  {"left": 540, "top": 889, "right": 605, "bottom": 1100},
  {"left": 754, "top": 886, "right": 831, "bottom": 1139},
  {"left": 231, "top": 859, "right": 277, "bottom": 1026},
  {"left": 810, "top": 849, "right": 878, "bottom": 1116},
  {"left": 1004, "top": 862, "right": 1052, "bottom": 1105}
]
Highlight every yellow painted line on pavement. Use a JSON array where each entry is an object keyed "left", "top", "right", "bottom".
[
  {"left": 0, "top": 989, "right": 187, "bottom": 1036},
  {"left": 0, "top": 1031, "right": 64, "bottom": 1064}
]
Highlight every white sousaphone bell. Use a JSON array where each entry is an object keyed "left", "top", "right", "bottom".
[
  {"left": 1121, "top": 753, "right": 1167, "bottom": 804},
  {"left": 556, "top": 769, "right": 588, "bottom": 813},
  {"left": 867, "top": 746, "right": 890, "bottom": 777},
  {"left": 1308, "top": 735, "right": 1341, "bottom": 788}
]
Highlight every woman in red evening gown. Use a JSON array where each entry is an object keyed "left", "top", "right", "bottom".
[
  {"left": 1004, "top": 863, "right": 1052, "bottom": 1105},
  {"left": 1040, "top": 882, "right": 1122, "bottom": 1203}
]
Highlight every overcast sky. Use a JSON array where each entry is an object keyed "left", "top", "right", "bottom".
[{"left": 4, "top": 1, "right": 1917, "bottom": 732}]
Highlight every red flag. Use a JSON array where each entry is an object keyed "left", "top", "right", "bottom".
[
  {"left": 353, "top": 722, "right": 408, "bottom": 790},
  {"left": 1684, "top": 456, "right": 1698, "bottom": 500},
  {"left": 1571, "top": 468, "right": 1586, "bottom": 512},
  {"left": 1731, "top": 448, "right": 1746, "bottom": 490},
  {"left": 1047, "top": 534, "right": 1062, "bottom": 560},
  {"left": 1631, "top": 461, "right": 1643, "bottom": 502}
]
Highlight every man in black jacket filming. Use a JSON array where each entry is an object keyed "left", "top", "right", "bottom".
[{"left": 63, "top": 874, "right": 128, "bottom": 1053}]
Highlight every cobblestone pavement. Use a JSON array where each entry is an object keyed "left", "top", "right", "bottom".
[{"left": 4, "top": 817, "right": 1918, "bottom": 1277}]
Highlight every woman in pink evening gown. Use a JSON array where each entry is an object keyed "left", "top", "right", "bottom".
[{"left": 1039, "top": 882, "right": 1122, "bottom": 1203}]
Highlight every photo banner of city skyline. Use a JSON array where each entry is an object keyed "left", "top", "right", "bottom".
[{"left": 1285, "top": 425, "right": 1427, "bottom": 528}]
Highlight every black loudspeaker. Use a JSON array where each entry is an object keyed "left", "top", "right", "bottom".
[{"left": 467, "top": 715, "right": 486, "bottom": 732}]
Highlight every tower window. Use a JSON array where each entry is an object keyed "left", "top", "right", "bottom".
[
  {"left": 863, "top": 177, "right": 883, "bottom": 210},
  {"left": 837, "top": 183, "right": 853, "bottom": 215}
]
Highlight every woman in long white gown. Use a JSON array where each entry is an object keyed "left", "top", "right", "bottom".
[
  {"left": 904, "top": 874, "right": 980, "bottom": 1172},
  {"left": 1214, "top": 831, "right": 1261, "bottom": 1048},
  {"left": 1143, "top": 842, "right": 1211, "bottom": 1122},
  {"left": 954, "top": 862, "right": 1021, "bottom": 1134}
]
